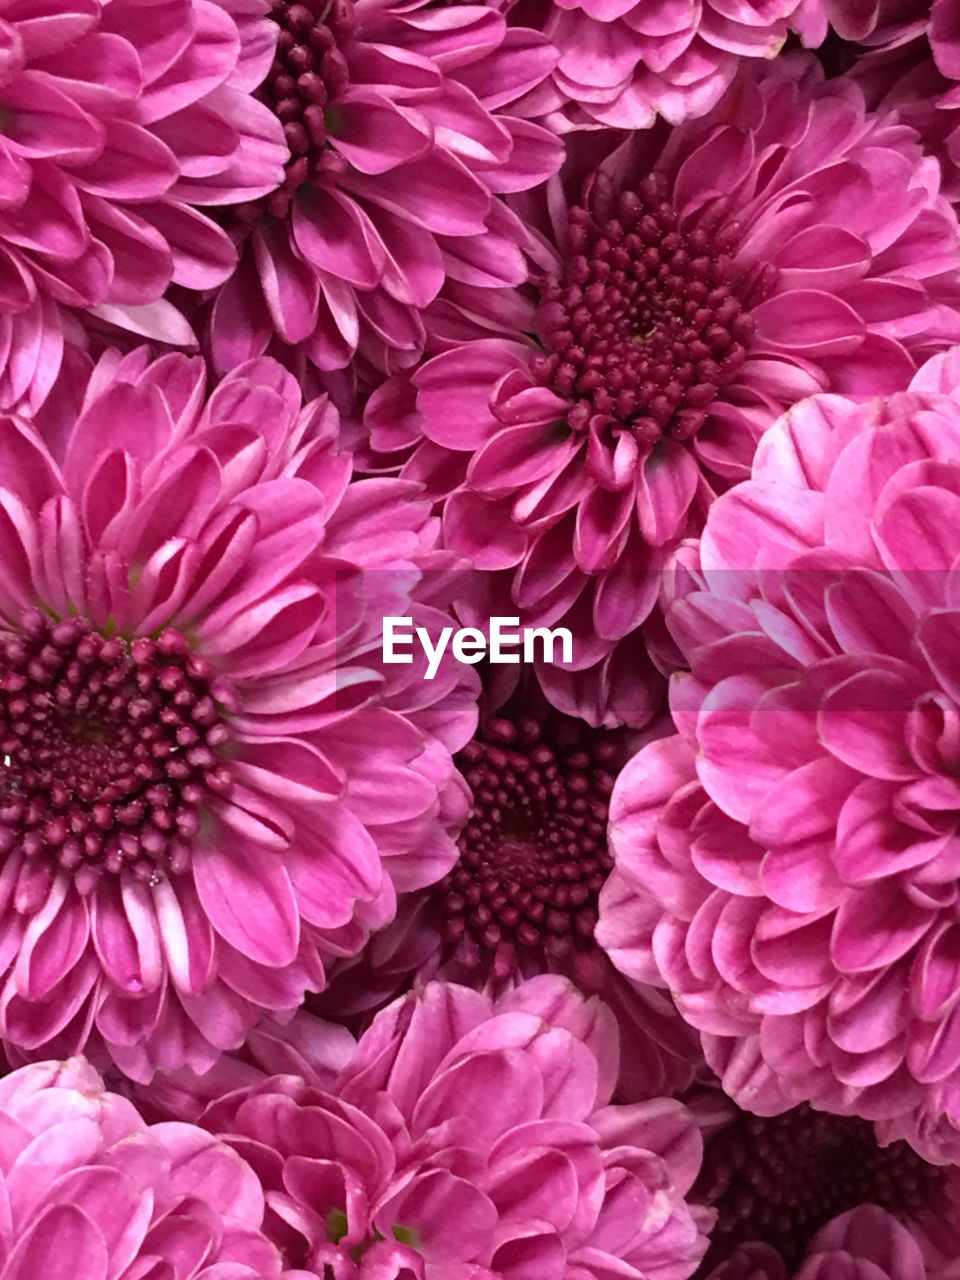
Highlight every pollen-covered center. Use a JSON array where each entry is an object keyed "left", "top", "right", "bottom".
[
  {"left": 254, "top": 0, "right": 355, "bottom": 215},
  {"left": 533, "top": 175, "right": 756, "bottom": 443},
  {"left": 439, "top": 714, "right": 620, "bottom": 974},
  {"left": 0, "top": 612, "right": 234, "bottom": 890},
  {"left": 693, "top": 1106, "right": 943, "bottom": 1275}
]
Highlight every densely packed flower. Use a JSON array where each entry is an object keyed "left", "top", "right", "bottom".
[
  {"left": 0, "top": 1056, "right": 294, "bottom": 1280},
  {"left": 693, "top": 1095, "right": 960, "bottom": 1277},
  {"left": 0, "top": 0, "right": 286, "bottom": 414},
  {"left": 314, "top": 676, "right": 705, "bottom": 1100},
  {"left": 366, "top": 53, "right": 960, "bottom": 727},
  {"left": 0, "top": 348, "right": 477, "bottom": 1080},
  {"left": 208, "top": 0, "right": 563, "bottom": 379},
  {"left": 194, "top": 976, "right": 711, "bottom": 1277},
  {"left": 597, "top": 346, "right": 960, "bottom": 1146},
  {"left": 498, "top": 0, "right": 878, "bottom": 131}
]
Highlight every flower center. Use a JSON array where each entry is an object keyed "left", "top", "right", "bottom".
[
  {"left": 693, "top": 1106, "right": 943, "bottom": 1274},
  {"left": 0, "top": 612, "right": 234, "bottom": 891},
  {"left": 251, "top": 0, "right": 354, "bottom": 217},
  {"left": 533, "top": 175, "right": 755, "bottom": 443},
  {"left": 439, "top": 713, "right": 620, "bottom": 975}
]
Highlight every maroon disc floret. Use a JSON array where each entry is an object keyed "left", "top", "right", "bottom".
[
  {"left": 251, "top": 0, "right": 355, "bottom": 216},
  {"left": 694, "top": 1105, "right": 943, "bottom": 1274},
  {"left": 533, "top": 174, "right": 757, "bottom": 443},
  {"left": 439, "top": 713, "right": 623, "bottom": 976},
  {"left": 0, "top": 612, "right": 234, "bottom": 891}
]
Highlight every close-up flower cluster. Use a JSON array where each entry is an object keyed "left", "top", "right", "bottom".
[{"left": 9, "top": 0, "right": 960, "bottom": 1275}]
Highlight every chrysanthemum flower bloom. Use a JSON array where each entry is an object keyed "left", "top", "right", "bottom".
[
  {"left": 380, "top": 54, "right": 960, "bottom": 728},
  {"left": 0, "top": 0, "right": 287, "bottom": 416},
  {"left": 0, "top": 1056, "right": 296, "bottom": 1280},
  {"left": 495, "top": 0, "right": 877, "bottom": 131},
  {"left": 207, "top": 0, "right": 562, "bottom": 379},
  {"left": 850, "top": 0, "right": 960, "bottom": 205},
  {"left": 0, "top": 348, "right": 477, "bottom": 1080},
  {"left": 692, "top": 1099, "right": 960, "bottom": 1278},
  {"left": 197, "top": 976, "right": 711, "bottom": 1278},
  {"left": 596, "top": 345, "right": 960, "bottom": 1143},
  {"left": 313, "top": 677, "right": 705, "bottom": 1100}
]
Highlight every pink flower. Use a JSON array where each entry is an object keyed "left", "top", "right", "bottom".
[
  {"left": 0, "top": 348, "right": 477, "bottom": 1080},
  {"left": 313, "top": 678, "right": 706, "bottom": 1102},
  {"left": 207, "top": 0, "right": 562, "bottom": 379},
  {"left": 0, "top": 1056, "right": 294, "bottom": 1279},
  {"left": 0, "top": 0, "right": 286, "bottom": 416},
  {"left": 497, "top": 0, "right": 878, "bottom": 131},
  {"left": 597, "top": 344, "right": 960, "bottom": 1145},
  {"left": 369, "top": 54, "right": 960, "bottom": 729},
  {"left": 704, "top": 1208, "right": 944, "bottom": 1279},
  {"left": 196, "top": 977, "right": 712, "bottom": 1278},
  {"left": 693, "top": 1097, "right": 960, "bottom": 1278},
  {"left": 852, "top": 0, "right": 960, "bottom": 204}
]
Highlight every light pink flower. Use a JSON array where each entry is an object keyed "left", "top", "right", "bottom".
[
  {"left": 197, "top": 976, "right": 712, "bottom": 1278},
  {"left": 0, "top": 348, "right": 477, "bottom": 1080},
  {"left": 207, "top": 0, "right": 562, "bottom": 379},
  {"left": 0, "top": 1056, "right": 295, "bottom": 1280},
  {"left": 497, "top": 0, "right": 878, "bottom": 131},
  {"left": 367, "top": 54, "right": 960, "bottom": 729},
  {"left": 597, "top": 344, "right": 960, "bottom": 1146},
  {"left": 0, "top": 0, "right": 286, "bottom": 415}
]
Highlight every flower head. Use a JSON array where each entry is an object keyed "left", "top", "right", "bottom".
[
  {"left": 0, "top": 348, "right": 477, "bottom": 1079},
  {"left": 597, "top": 344, "right": 960, "bottom": 1146},
  {"left": 372, "top": 54, "right": 960, "bottom": 728},
  {"left": 694, "top": 1100, "right": 960, "bottom": 1278},
  {"left": 0, "top": 0, "right": 286, "bottom": 414},
  {"left": 197, "top": 976, "right": 711, "bottom": 1278},
  {"left": 0, "top": 1056, "right": 293, "bottom": 1279},
  {"left": 503, "top": 0, "right": 878, "bottom": 131},
  {"left": 315, "top": 676, "right": 705, "bottom": 1101},
  {"left": 208, "top": 0, "right": 562, "bottom": 379}
]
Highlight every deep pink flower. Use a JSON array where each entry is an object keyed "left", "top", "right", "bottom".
[
  {"left": 693, "top": 1099, "right": 960, "bottom": 1278},
  {"left": 207, "top": 0, "right": 562, "bottom": 379},
  {"left": 498, "top": 0, "right": 878, "bottom": 131},
  {"left": 597, "top": 344, "right": 960, "bottom": 1145},
  {"left": 0, "top": 348, "right": 477, "bottom": 1080},
  {"left": 704, "top": 1208, "right": 945, "bottom": 1279},
  {"left": 312, "top": 678, "right": 705, "bottom": 1101},
  {"left": 852, "top": 0, "right": 960, "bottom": 205},
  {"left": 0, "top": 1056, "right": 296, "bottom": 1280},
  {"left": 0, "top": 0, "right": 286, "bottom": 416},
  {"left": 367, "top": 54, "right": 960, "bottom": 728},
  {"left": 196, "top": 977, "right": 712, "bottom": 1278}
]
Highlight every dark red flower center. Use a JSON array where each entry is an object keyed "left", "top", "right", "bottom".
[
  {"left": 0, "top": 612, "right": 234, "bottom": 892},
  {"left": 694, "top": 1106, "right": 943, "bottom": 1274},
  {"left": 243, "top": 0, "right": 355, "bottom": 219},
  {"left": 533, "top": 175, "right": 756, "bottom": 444},
  {"left": 438, "top": 713, "right": 621, "bottom": 977}
]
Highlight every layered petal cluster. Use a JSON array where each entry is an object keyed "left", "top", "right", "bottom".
[
  {"left": 704, "top": 1207, "right": 945, "bottom": 1280},
  {"left": 312, "top": 680, "right": 706, "bottom": 1102},
  {"left": 597, "top": 346, "right": 960, "bottom": 1144},
  {"left": 209, "top": 0, "right": 562, "bottom": 379},
  {"left": 367, "top": 55, "right": 960, "bottom": 728},
  {"left": 0, "top": 1056, "right": 293, "bottom": 1280},
  {"left": 0, "top": 349, "right": 477, "bottom": 1080},
  {"left": 197, "top": 977, "right": 711, "bottom": 1278},
  {"left": 0, "top": 0, "right": 286, "bottom": 415},
  {"left": 499, "top": 0, "right": 878, "bottom": 131},
  {"left": 852, "top": 0, "right": 960, "bottom": 204},
  {"left": 692, "top": 1091, "right": 960, "bottom": 1277}
]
